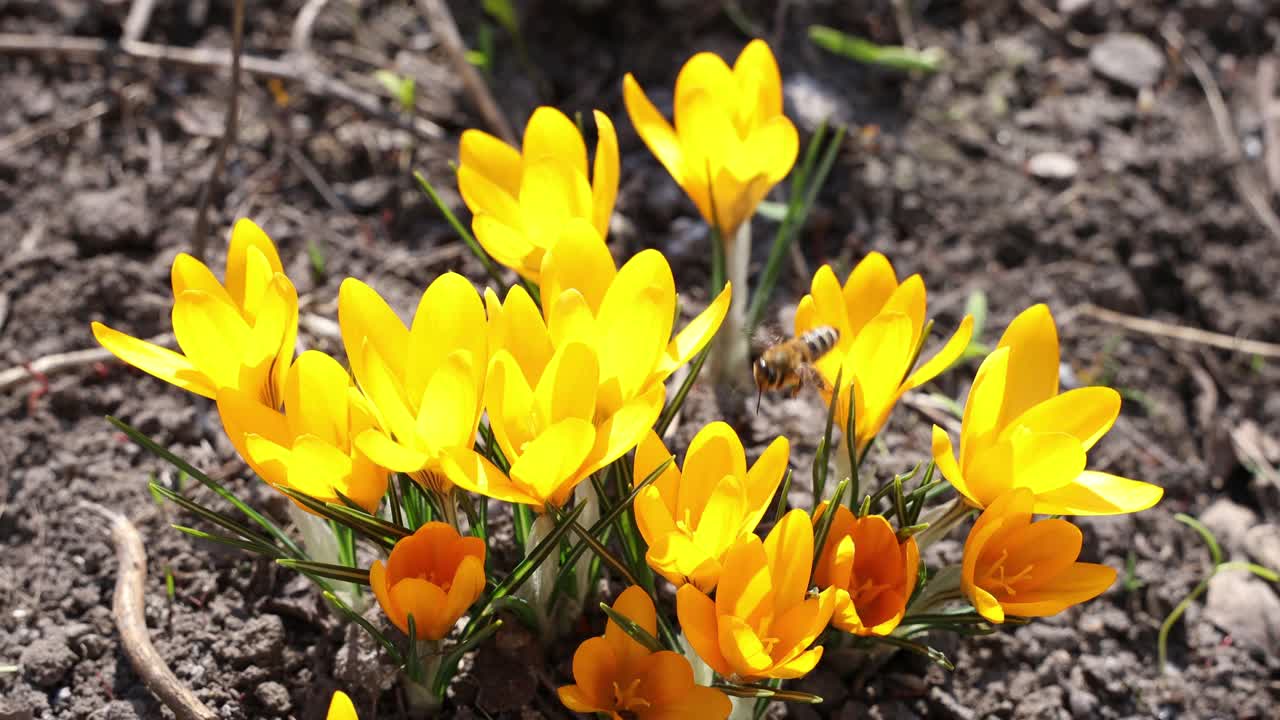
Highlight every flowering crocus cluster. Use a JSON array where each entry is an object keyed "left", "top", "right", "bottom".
[{"left": 89, "top": 36, "right": 1166, "bottom": 720}]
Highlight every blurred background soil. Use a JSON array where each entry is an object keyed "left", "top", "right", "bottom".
[{"left": 1, "top": 0, "right": 1279, "bottom": 717}]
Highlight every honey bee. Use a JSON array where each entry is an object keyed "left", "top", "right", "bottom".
[{"left": 751, "top": 325, "right": 840, "bottom": 411}]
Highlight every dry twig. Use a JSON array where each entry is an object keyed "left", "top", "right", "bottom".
[
  {"left": 79, "top": 501, "right": 219, "bottom": 720},
  {"left": 122, "top": 0, "right": 158, "bottom": 44},
  {"left": 416, "top": 0, "right": 516, "bottom": 144},
  {"left": 0, "top": 100, "right": 111, "bottom": 157},
  {"left": 1255, "top": 56, "right": 1280, "bottom": 195},
  {"left": 191, "top": 0, "right": 246, "bottom": 262},
  {"left": 1074, "top": 303, "right": 1280, "bottom": 359},
  {"left": 1165, "top": 30, "right": 1280, "bottom": 244},
  {"left": 0, "top": 333, "right": 175, "bottom": 393}
]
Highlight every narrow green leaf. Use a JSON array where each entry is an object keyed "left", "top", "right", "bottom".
[
  {"left": 811, "top": 477, "right": 851, "bottom": 575},
  {"left": 813, "top": 367, "right": 844, "bottom": 505},
  {"left": 772, "top": 469, "right": 793, "bottom": 524},
  {"left": 1175, "top": 513, "right": 1224, "bottom": 567},
  {"left": 171, "top": 525, "right": 279, "bottom": 557},
  {"left": 868, "top": 634, "right": 953, "bottom": 669},
  {"left": 599, "top": 602, "right": 664, "bottom": 653},
  {"left": 151, "top": 483, "right": 282, "bottom": 556},
  {"left": 714, "top": 683, "right": 823, "bottom": 704},
  {"left": 323, "top": 590, "right": 402, "bottom": 665},
  {"left": 809, "top": 25, "right": 946, "bottom": 72},
  {"left": 413, "top": 171, "right": 508, "bottom": 290},
  {"left": 433, "top": 619, "right": 504, "bottom": 696},
  {"left": 655, "top": 344, "right": 711, "bottom": 438},
  {"left": 276, "top": 559, "right": 371, "bottom": 586}
]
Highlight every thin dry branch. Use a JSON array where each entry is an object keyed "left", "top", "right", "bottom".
[
  {"left": 1165, "top": 30, "right": 1280, "bottom": 245},
  {"left": 1255, "top": 56, "right": 1280, "bottom": 195},
  {"left": 79, "top": 501, "right": 219, "bottom": 720},
  {"left": 123, "top": 0, "right": 158, "bottom": 44},
  {"left": 0, "top": 33, "right": 443, "bottom": 140},
  {"left": 0, "top": 99, "right": 111, "bottom": 157},
  {"left": 191, "top": 0, "right": 246, "bottom": 262},
  {"left": 416, "top": 0, "right": 516, "bottom": 144},
  {"left": 0, "top": 333, "right": 175, "bottom": 393},
  {"left": 1074, "top": 303, "right": 1280, "bottom": 359}
]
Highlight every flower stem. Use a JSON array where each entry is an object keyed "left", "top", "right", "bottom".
[
  {"left": 518, "top": 512, "right": 557, "bottom": 633},
  {"left": 710, "top": 222, "right": 752, "bottom": 386},
  {"left": 914, "top": 497, "right": 971, "bottom": 551},
  {"left": 403, "top": 642, "right": 444, "bottom": 716}
]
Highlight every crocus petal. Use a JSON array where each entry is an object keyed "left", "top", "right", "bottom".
[
  {"left": 567, "top": 636, "right": 617, "bottom": 709},
  {"left": 960, "top": 347, "right": 1011, "bottom": 469},
  {"left": 488, "top": 285, "right": 553, "bottom": 383},
  {"left": 930, "top": 425, "right": 978, "bottom": 506},
  {"left": 591, "top": 110, "right": 620, "bottom": 238},
  {"left": 843, "top": 252, "right": 899, "bottom": 336},
  {"left": 1031, "top": 471, "right": 1164, "bottom": 516},
  {"left": 675, "top": 52, "right": 737, "bottom": 130},
  {"left": 715, "top": 535, "right": 773, "bottom": 625},
  {"left": 170, "top": 253, "right": 234, "bottom": 307},
  {"left": 172, "top": 289, "right": 256, "bottom": 392},
  {"left": 415, "top": 350, "right": 480, "bottom": 454},
  {"left": 647, "top": 532, "right": 723, "bottom": 593},
  {"left": 675, "top": 584, "right": 732, "bottom": 677},
  {"left": 1004, "top": 387, "right": 1121, "bottom": 452},
  {"left": 1000, "top": 563, "right": 1117, "bottom": 617},
  {"left": 594, "top": 250, "right": 676, "bottom": 403},
  {"left": 692, "top": 474, "right": 749, "bottom": 557},
  {"left": 763, "top": 509, "right": 815, "bottom": 615},
  {"left": 677, "top": 422, "right": 746, "bottom": 520},
  {"left": 995, "top": 304, "right": 1060, "bottom": 430},
  {"left": 369, "top": 560, "right": 398, "bottom": 631},
  {"left": 443, "top": 555, "right": 486, "bottom": 630},
  {"left": 768, "top": 646, "right": 824, "bottom": 679},
  {"left": 580, "top": 382, "right": 665, "bottom": 480},
  {"left": 284, "top": 435, "right": 355, "bottom": 502},
  {"left": 355, "top": 429, "right": 429, "bottom": 474},
  {"left": 605, "top": 586, "right": 658, "bottom": 670},
  {"left": 769, "top": 590, "right": 835, "bottom": 665},
  {"left": 623, "top": 73, "right": 685, "bottom": 186},
  {"left": 809, "top": 265, "right": 852, "bottom": 342},
  {"left": 523, "top": 106, "right": 588, "bottom": 178},
  {"left": 459, "top": 128, "right": 522, "bottom": 198},
  {"left": 472, "top": 215, "right": 540, "bottom": 278},
  {"left": 283, "top": 350, "right": 349, "bottom": 444},
  {"left": 359, "top": 341, "right": 417, "bottom": 447},
  {"left": 634, "top": 486, "right": 678, "bottom": 552},
  {"left": 631, "top": 651, "right": 698, "bottom": 707},
  {"left": 406, "top": 273, "right": 486, "bottom": 403},
  {"left": 732, "top": 39, "right": 783, "bottom": 125},
  {"left": 485, "top": 350, "right": 536, "bottom": 461},
  {"left": 339, "top": 278, "right": 409, "bottom": 391},
  {"left": 731, "top": 115, "right": 797, "bottom": 185},
  {"left": 225, "top": 218, "right": 283, "bottom": 309},
  {"left": 652, "top": 282, "right": 732, "bottom": 382},
  {"left": 92, "top": 321, "right": 215, "bottom": 398},
  {"left": 741, "top": 434, "right": 789, "bottom": 529},
  {"left": 541, "top": 218, "right": 616, "bottom": 318},
  {"left": 904, "top": 314, "right": 975, "bottom": 391},
  {"left": 718, "top": 615, "right": 774, "bottom": 678},
  {"left": 634, "top": 430, "right": 681, "bottom": 510},
  {"left": 534, "top": 342, "right": 598, "bottom": 428},
  {"left": 994, "top": 518, "right": 1083, "bottom": 593},
  {"left": 649, "top": 684, "right": 733, "bottom": 720},
  {"left": 971, "top": 585, "right": 1005, "bottom": 624},
  {"left": 390, "top": 578, "right": 450, "bottom": 639},
  {"left": 508, "top": 418, "right": 596, "bottom": 503},
  {"left": 457, "top": 164, "right": 523, "bottom": 230},
  {"left": 326, "top": 690, "right": 357, "bottom": 720},
  {"left": 441, "top": 448, "right": 542, "bottom": 506}
]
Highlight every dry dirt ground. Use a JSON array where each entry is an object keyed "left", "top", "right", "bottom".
[{"left": 2, "top": 0, "right": 1279, "bottom": 718}]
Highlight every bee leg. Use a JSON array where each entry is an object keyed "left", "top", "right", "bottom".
[{"left": 755, "top": 388, "right": 763, "bottom": 414}]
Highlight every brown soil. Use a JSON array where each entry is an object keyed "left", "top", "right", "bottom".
[{"left": 2, "top": 0, "right": 1279, "bottom": 718}]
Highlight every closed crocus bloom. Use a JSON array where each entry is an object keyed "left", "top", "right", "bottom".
[
  {"left": 458, "top": 106, "right": 618, "bottom": 280},
  {"left": 369, "top": 522, "right": 486, "bottom": 641},
  {"left": 962, "top": 488, "right": 1117, "bottom": 623},
  {"left": 624, "top": 39, "right": 798, "bottom": 237},
  {"left": 327, "top": 691, "right": 357, "bottom": 720},
  {"left": 558, "top": 587, "right": 731, "bottom": 719},
  {"left": 794, "top": 253, "right": 973, "bottom": 454},
  {"left": 337, "top": 274, "right": 486, "bottom": 496},
  {"left": 92, "top": 218, "right": 297, "bottom": 406},
  {"left": 216, "top": 350, "right": 388, "bottom": 513},
  {"left": 931, "top": 304, "right": 1164, "bottom": 515},
  {"left": 812, "top": 504, "right": 919, "bottom": 636},
  {"left": 632, "top": 423, "right": 789, "bottom": 593},
  {"left": 677, "top": 509, "right": 835, "bottom": 682}
]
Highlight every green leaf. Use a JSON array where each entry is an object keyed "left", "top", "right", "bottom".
[
  {"left": 373, "top": 70, "right": 415, "bottom": 112},
  {"left": 109, "top": 416, "right": 303, "bottom": 558},
  {"left": 811, "top": 477, "right": 851, "bottom": 575},
  {"left": 413, "top": 171, "right": 510, "bottom": 291},
  {"left": 714, "top": 682, "right": 823, "bottom": 704},
  {"left": 171, "top": 525, "right": 279, "bottom": 557},
  {"left": 599, "top": 602, "right": 664, "bottom": 653},
  {"left": 324, "top": 590, "right": 402, "bottom": 665},
  {"left": 655, "top": 344, "right": 711, "bottom": 438},
  {"left": 276, "top": 559, "right": 371, "bottom": 586},
  {"left": 151, "top": 483, "right": 282, "bottom": 557},
  {"left": 1175, "top": 513, "right": 1224, "bottom": 566},
  {"left": 433, "top": 619, "right": 504, "bottom": 696},
  {"left": 867, "top": 634, "right": 953, "bottom": 669},
  {"left": 812, "top": 367, "right": 844, "bottom": 506},
  {"left": 772, "top": 469, "right": 793, "bottom": 524},
  {"left": 482, "top": 0, "right": 520, "bottom": 37},
  {"left": 809, "top": 26, "right": 946, "bottom": 72}
]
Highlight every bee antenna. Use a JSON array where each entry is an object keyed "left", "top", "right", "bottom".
[{"left": 755, "top": 387, "right": 762, "bottom": 414}]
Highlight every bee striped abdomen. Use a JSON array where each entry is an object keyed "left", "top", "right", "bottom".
[{"left": 799, "top": 326, "right": 839, "bottom": 362}]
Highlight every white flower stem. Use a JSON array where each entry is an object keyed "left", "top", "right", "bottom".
[
  {"left": 728, "top": 696, "right": 758, "bottom": 720},
  {"left": 519, "top": 512, "right": 557, "bottom": 634},
  {"left": 403, "top": 641, "right": 444, "bottom": 716},
  {"left": 287, "top": 502, "right": 362, "bottom": 608},
  {"left": 914, "top": 497, "right": 972, "bottom": 551},
  {"left": 710, "top": 222, "right": 752, "bottom": 386},
  {"left": 572, "top": 482, "right": 601, "bottom": 608}
]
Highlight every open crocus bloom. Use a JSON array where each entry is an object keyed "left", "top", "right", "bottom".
[
  {"left": 932, "top": 304, "right": 1164, "bottom": 515},
  {"left": 369, "top": 522, "right": 486, "bottom": 641},
  {"left": 216, "top": 350, "right": 387, "bottom": 513},
  {"left": 337, "top": 274, "right": 487, "bottom": 496},
  {"left": 327, "top": 691, "right": 357, "bottom": 720},
  {"left": 624, "top": 39, "right": 798, "bottom": 238},
  {"left": 812, "top": 504, "right": 919, "bottom": 636},
  {"left": 677, "top": 509, "right": 835, "bottom": 681},
  {"left": 92, "top": 218, "right": 298, "bottom": 407},
  {"left": 558, "top": 586, "right": 731, "bottom": 719},
  {"left": 632, "top": 423, "right": 789, "bottom": 593},
  {"left": 458, "top": 106, "right": 618, "bottom": 281},
  {"left": 445, "top": 229, "right": 728, "bottom": 509},
  {"left": 962, "top": 488, "right": 1117, "bottom": 623},
  {"left": 795, "top": 253, "right": 973, "bottom": 454}
]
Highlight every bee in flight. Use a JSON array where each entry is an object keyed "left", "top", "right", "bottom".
[{"left": 751, "top": 325, "right": 840, "bottom": 412}]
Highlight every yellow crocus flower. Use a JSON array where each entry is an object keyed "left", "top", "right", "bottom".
[
  {"left": 369, "top": 522, "right": 487, "bottom": 641},
  {"left": 458, "top": 106, "right": 618, "bottom": 281},
  {"left": 215, "top": 350, "right": 387, "bottom": 514},
  {"left": 624, "top": 39, "right": 798, "bottom": 237},
  {"left": 336, "top": 274, "right": 487, "bottom": 496},
  {"left": 558, "top": 586, "right": 732, "bottom": 719},
  {"left": 676, "top": 509, "right": 835, "bottom": 682},
  {"left": 91, "top": 218, "right": 297, "bottom": 407},
  {"left": 444, "top": 226, "right": 728, "bottom": 509},
  {"left": 794, "top": 253, "right": 973, "bottom": 454},
  {"left": 812, "top": 504, "right": 919, "bottom": 637},
  {"left": 962, "top": 488, "right": 1117, "bottom": 623},
  {"left": 932, "top": 304, "right": 1164, "bottom": 515},
  {"left": 632, "top": 423, "right": 789, "bottom": 593},
  {"left": 327, "top": 691, "right": 357, "bottom": 720}
]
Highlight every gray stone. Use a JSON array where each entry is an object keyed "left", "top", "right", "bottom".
[
  {"left": 19, "top": 636, "right": 77, "bottom": 688},
  {"left": 1204, "top": 568, "right": 1280, "bottom": 651},
  {"left": 1058, "top": 0, "right": 1093, "bottom": 15},
  {"left": 1027, "top": 151, "right": 1079, "bottom": 181},
  {"left": 1245, "top": 523, "right": 1280, "bottom": 572},
  {"left": 254, "top": 681, "right": 292, "bottom": 714},
  {"left": 1199, "top": 498, "right": 1259, "bottom": 556},
  {"left": 69, "top": 183, "right": 153, "bottom": 254},
  {"left": 1089, "top": 33, "right": 1165, "bottom": 90}
]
